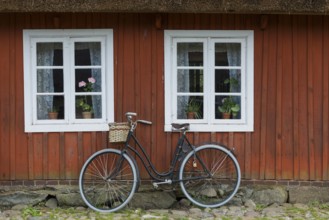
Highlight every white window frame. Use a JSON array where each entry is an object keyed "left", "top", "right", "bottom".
[
  {"left": 23, "top": 29, "right": 114, "bottom": 132},
  {"left": 164, "top": 30, "right": 254, "bottom": 132}
]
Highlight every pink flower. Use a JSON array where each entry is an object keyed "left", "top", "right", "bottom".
[
  {"left": 88, "top": 77, "right": 96, "bottom": 84},
  {"left": 79, "top": 81, "right": 86, "bottom": 87}
]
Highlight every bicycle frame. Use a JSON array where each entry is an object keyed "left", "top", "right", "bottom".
[{"left": 121, "top": 128, "right": 195, "bottom": 182}]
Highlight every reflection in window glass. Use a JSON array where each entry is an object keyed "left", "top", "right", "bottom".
[
  {"left": 76, "top": 95, "right": 102, "bottom": 119},
  {"left": 177, "top": 96, "right": 203, "bottom": 119},
  {"left": 37, "top": 43, "right": 63, "bottom": 66},
  {"left": 37, "top": 69, "right": 64, "bottom": 93},
  {"left": 215, "top": 43, "right": 241, "bottom": 66},
  {"left": 37, "top": 95, "right": 64, "bottom": 120},
  {"left": 215, "top": 70, "right": 241, "bottom": 93},
  {"left": 75, "top": 42, "right": 101, "bottom": 66},
  {"left": 215, "top": 96, "right": 241, "bottom": 119},
  {"left": 177, "top": 43, "right": 203, "bottom": 66},
  {"left": 177, "top": 69, "right": 204, "bottom": 93},
  {"left": 75, "top": 69, "right": 102, "bottom": 92}
]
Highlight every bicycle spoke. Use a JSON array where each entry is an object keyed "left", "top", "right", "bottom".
[
  {"left": 79, "top": 149, "right": 137, "bottom": 213},
  {"left": 179, "top": 145, "right": 240, "bottom": 208}
]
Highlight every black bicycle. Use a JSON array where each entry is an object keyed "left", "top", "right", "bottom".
[{"left": 79, "top": 112, "right": 241, "bottom": 213}]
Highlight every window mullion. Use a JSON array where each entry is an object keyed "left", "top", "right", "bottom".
[
  {"left": 65, "top": 38, "right": 73, "bottom": 123},
  {"left": 31, "top": 42, "right": 38, "bottom": 124},
  {"left": 207, "top": 39, "right": 214, "bottom": 123}
]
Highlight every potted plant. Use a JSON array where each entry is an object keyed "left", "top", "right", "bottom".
[
  {"left": 48, "top": 107, "right": 58, "bottom": 119},
  {"left": 185, "top": 99, "right": 201, "bottom": 119},
  {"left": 77, "top": 77, "right": 96, "bottom": 118},
  {"left": 224, "top": 76, "right": 239, "bottom": 91},
  {"left": 76, "top": 98, "right": 93, "bottom": 118},
  {"left": 218, "top": 97, "right": 240, "bottom": 119}
]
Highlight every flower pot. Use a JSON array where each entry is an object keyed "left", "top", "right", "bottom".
[
  {"left": 186, "top": 112, "right": 196, "bottom": 119},
  {"left": 222, "top": 112, "right": 231, "bottom": 119},
  {"left": 82, "top": 112, "right": 92, "bottom": 119},
  {"left": 48, "top": 112, "right": 58, "bottom": 119}
]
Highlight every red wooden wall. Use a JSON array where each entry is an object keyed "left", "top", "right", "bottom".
[{"left": 0, "top": 13, "right": 328, "bottom": 182}]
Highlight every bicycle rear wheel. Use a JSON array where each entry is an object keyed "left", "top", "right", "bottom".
[
  {"left": 79, "top": 149, "right": 138, "bottom": 213},
  {"left": 179, "top": 144, "right": 241, "bottom": 208}
]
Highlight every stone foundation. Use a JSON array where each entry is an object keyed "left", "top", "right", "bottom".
[{"left": 1, "top": 180, "right": 329, "bottom": 209}]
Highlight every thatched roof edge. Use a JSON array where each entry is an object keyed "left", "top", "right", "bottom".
[{"left": 0, "top": 0, "right": 328, "bottom": 14}]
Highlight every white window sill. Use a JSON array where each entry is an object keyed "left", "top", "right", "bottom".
[
  {"left": 25, "top": 123, "right": 110, "bottom": 133},
  {"left": 164, "top": 123, "right": 254, "bottom": 132}
]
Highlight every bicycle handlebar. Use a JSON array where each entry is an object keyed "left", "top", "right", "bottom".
[
  {"left": 137, "top": 120, "right": 152, "bottom": 125},
  {"left": 125, "top": 112, "right": 152, "bottom": 125}
]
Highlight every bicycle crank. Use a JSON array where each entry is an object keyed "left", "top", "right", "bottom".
[{"left": 152, "top": 179, "right": 172, "bottom": 189}]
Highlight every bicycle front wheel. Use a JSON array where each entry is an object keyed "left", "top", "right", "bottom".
[
  {"left": 179, "top": 144, "right": 241, "bottom": 208},
  {"left": 79, "top": 149, "right": 138, "bottom": 213}
]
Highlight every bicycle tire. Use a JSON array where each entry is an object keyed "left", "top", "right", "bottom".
[
  {"left": 179, "top": 144, "right": 241, "bottom": 208},
  {"left": 79, "top": 149, "right": 138, "bottom": 213}
]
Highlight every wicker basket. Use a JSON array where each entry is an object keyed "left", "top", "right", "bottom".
[{"left": 108, "top": 122, "right": 130, "bottom": 143}]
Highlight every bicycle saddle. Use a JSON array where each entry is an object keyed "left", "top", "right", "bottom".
[{"left": 171, "top": 123, "right": 190, "bottom": 131}]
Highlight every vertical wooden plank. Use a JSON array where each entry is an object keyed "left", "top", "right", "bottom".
[
  {"left": 296, "top": 16, "right": 310, "bottom": 180},
  {"left": 276, "top": 15, "right": 283, "bottom": 180},
  {"left": 242, "top": 15, "right": 255, "bottom": 180},
  {"left": 28, "top": 133, "right": 34, "bottom": 179},
  {"left": 151, "top": 13, "right": 159, "bottom": 170},
  {"left": 32, "top": 133, "right": 43, "bottom": 179},
  {"left": 59, "top": 132, "right": 65, "bottom": 179},
  {"left": 0, "top": 13, "right": 11, "bottom": 180},
  {"left": 281, "top": 15, "right": 294, "bottom": 179},
  {"left": 14, "top": 13, "right": 30, "bottom": 180},
  {"left": 307, "top": 15, "right": 315, "bottom": 180},
  {"left": 154, "top": 14, "right": 168, "bottom": 173},
  {"left": 259, "top": 16, "right": 269, "bottom": 180},
  {"left": 311, "top": 16, "right": 324, "bottom": 180},
  {"left": 64, "top": 133, "right": 78, "bottom": 179},
  {"left": 322, "top": 16, "right": 329, "bottom": 180},
  {"left": 138, "top": 14, "right": 153, "bottom": 170},
  {"left": 48, "top": 133, "right": 60, "bottom": 179},
  {"left": 244, "top": 133, "right": 252, "bottom": 179},
  {"left": 42, "top": 133, "right": 48, "bottom": 179},
  {"left": 250, "top": 15, "right": 263, "bottom": 179},
  {"left": 77, "top": 132, "right": 84, "bottom": 172},
  {"left": 82, "top": 132, "right": 93, "bottom": 162},
  {"left": 265, "top": 15, "right": 277, "bottom": 180},
  {"left": 292, "top": 16, "right": 300, "bottom": 180},
  {"left": 9, "top": 14, "right": 17, "bottom": 180}
]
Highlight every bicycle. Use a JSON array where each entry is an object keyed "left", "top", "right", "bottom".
[{"left": 79, "top": 112, "right": 241, "bottom": 213}]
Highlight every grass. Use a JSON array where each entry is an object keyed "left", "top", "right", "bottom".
[{"left": 22, "top": 206, "right": 42, "bottom": 218}]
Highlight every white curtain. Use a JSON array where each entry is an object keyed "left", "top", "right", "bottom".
[
  {"left": 36, "top": 43, "right": 54, "bottom": 120},
  {"left": 177, "top": 43, "right": 190, "bottom": 119},
  {"left": 226, "top": 43, "right": 241, "bottom": 92},
  {"left": 88, "top": 43, "right": 102, "bottom": 118}
]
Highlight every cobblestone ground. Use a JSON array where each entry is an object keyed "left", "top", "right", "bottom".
[{"left": 1, "top": 202, "right": 329, "bottom": 220}]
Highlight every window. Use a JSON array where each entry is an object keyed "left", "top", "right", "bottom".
[
  {"left": 23, "top": 29, "right": 114, "bottom": 132},
  {"left": 164, "top": 30, "right": 254, "bottom": 132}
]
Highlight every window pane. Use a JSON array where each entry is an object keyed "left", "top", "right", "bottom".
[
  {"left": 215, "top": 43, "right": 241, "bottom": 66},
  {"left": 37, "top": 69, "right": 63, "bottom": 93},
  {"left": 215, "top": 69, "right": 241, "bottom": 93},
  {"left": 75, "top": 42, "right": 101, "bottom": 66},
  {"left": 75, "top": 69, "right": 101, "bottom": 92},
  {"left": 177, "top": 43, "right": 203, "bottom": 66},
  {"left": 177, "top": 96, "right": 203, "bottom": 119},
  {"left": 76, "top": 95, "right": 102, "bottom": 119},
  {"left": 37, "top": 43, "right": 63, "bottom": 66},
  {"left": 37, "top": 95, "right": 64, "bottom": 120},
  {"left": 215, "top": 96, "right": 241, "bottom": 119},
  {"left": 177, "top": 69, "right": 203, "bottom": 93}
]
